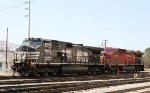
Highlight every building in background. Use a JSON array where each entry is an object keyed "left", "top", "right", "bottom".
[
  {"left": 0, "top": 54, "right": 5, "bottom": 72},
  {"left": 0, "top": 40, "right": 19, "bottom": 76},
  {"left": 0, "top": 52, "right": 15, "bottom": 76}
]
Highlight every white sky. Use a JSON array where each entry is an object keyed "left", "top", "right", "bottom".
[{"left": 0, "top": 0, "right": 150, "bottom": 51}]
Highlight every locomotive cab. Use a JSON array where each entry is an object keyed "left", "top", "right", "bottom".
[
  {"left": 13, "top": 38, "right": 43, "bottom": 76},
  {"left": 22, "top": 38, "right": 43, "bottom": 48}
]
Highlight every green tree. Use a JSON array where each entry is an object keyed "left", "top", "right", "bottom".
[{"left": 143, "top": 47, "right": 150, "bottom": 68}]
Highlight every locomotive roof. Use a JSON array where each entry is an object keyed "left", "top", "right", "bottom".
[
  {"left": 104, "top": 47, "right": 143, "bottom": 54},
  {"left": 84, "top": 46, "right": 104, "bottom": 52},
  {"left": 25, "top": 38, "right": 104, "bottom": 51},
  {"left": 105, "top": 47, "right": 125, "bottom": 50},
  {"left": 44, "top": 38, "right": 73, "bottom": 44},
  {"left": 26, "top": 38, "right": 73, "bottom": 44}
]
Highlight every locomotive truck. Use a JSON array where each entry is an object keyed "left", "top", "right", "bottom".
[{"left": 12, "top": 38, "right": 144, "bottom": 76}]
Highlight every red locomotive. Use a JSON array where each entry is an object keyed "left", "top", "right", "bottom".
[{"left": 100, "top": 47, "right": 144, "bottom": 72}]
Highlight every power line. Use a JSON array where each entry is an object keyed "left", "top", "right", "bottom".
[
  {"left": 0, "top": 0, "right": 38, "bottom": 13},
  {"left": 0, "top": 3, "right": 25, "bottom": 12}
]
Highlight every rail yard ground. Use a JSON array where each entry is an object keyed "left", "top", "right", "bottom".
[{"left": 0, "top": 71, "right": 150, "bottom": 93}]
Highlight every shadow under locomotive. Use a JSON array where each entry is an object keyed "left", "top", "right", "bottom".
[{"left": 11, "top": 38, "right": 144, "bottom": 77}]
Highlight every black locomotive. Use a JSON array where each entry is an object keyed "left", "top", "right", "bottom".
[{"left": 12, "top": 38, "right": 105, "bottom": 76}]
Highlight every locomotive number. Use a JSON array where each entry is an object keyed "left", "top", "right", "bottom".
[{"left": 77, "top": 51, "right": 88, "bottom": 62}]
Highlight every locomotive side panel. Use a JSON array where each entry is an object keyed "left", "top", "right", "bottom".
[
  {"left": 72, "top": 46, "right": 89, "bottom": 64},
  {"left": 111, "top": 54, "right": 126, "bottom": 65}
]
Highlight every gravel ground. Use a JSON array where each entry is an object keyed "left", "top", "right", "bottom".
[
  {"left": 0, "top": 72, "right": 150, "bottom": 93},
  {"left": 69, "top": 82, "right": 150, "bottom": 93}
]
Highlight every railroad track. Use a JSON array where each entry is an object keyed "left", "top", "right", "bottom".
[{"left": 0, "top": 73, "right": 150, "bottom": 93}]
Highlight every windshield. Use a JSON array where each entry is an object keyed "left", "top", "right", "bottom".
[
  {"left": 22, "top": 39, "right": 42, "bottom": 47},
  {"left": 105, "top": 49, "right": 113, "bottom": 53},
  {"left": 22, "top": 40, "right": 30, "bottom": 46}
]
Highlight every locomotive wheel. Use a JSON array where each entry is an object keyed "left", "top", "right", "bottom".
[
  {"left": 19, "top": 69, "right": 30, "bottom": 77},
  {"left": 43, "top": 72, "right": 49, "bottom": 76},
  {"left": 39, "top": 72, "right": 44, "bottom": 76},
  {"left": 48, "top": 72, "right": 52, "bottom": 76},
  {"left": 88, "top": 67, "right": 94, "bottom": 75},
  {"left": 24, "top": 70, "right": 30, "bottom": 76},
  {"left": 96, "top": 68, "right": 102, "bottom": 74},
  {"left": 52, "top": 69, "right": 58, "bottom": 75},
  {"left": 51, "top": 67, "right": 61, "bottom": 75},
  {"left": 88, "top": 71, "right": 92, "bottom": 75}
]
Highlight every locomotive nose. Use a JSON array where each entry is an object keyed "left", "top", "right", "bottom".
[{"left": 16, "top": 46, "right": 36, "bottom": 52}]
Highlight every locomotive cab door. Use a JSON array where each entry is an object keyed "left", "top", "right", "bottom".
[{"left": 58, "top": 52, "right": 67, "bottom": 63}]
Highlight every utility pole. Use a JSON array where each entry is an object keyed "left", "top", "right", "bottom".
[
  {"left": 102, "top": 40, "right": 108, "bottom": 48},
  {"left": 28, "top": 0, "right": 31, "bottom": 38},
  {"left": 6, "top": 28, "right": 8, "bottom": 71}
]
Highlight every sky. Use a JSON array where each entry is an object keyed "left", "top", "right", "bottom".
[{"left": 0, "top": 0, "right": 150, "bottom": 51}]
